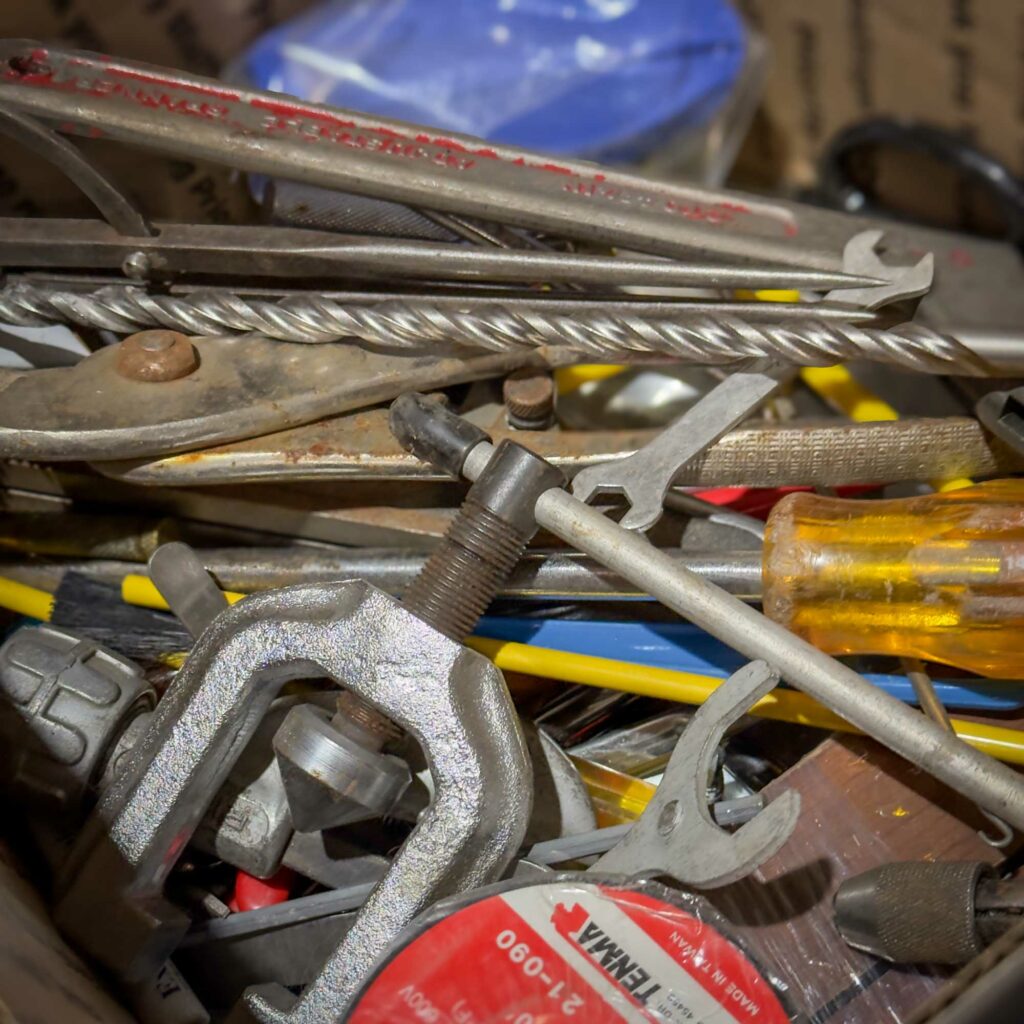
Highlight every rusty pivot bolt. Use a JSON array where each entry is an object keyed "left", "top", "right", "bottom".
[
  {"left": 116, "top": 330, "right": 198, "bottom": 382},
  {"left": 503, "top": 368, "right": 556, "bottom": 430}
]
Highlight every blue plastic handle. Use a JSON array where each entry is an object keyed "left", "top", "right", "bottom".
[{"left": 476, "top": 617, "right": 1024, "bottom": 710}]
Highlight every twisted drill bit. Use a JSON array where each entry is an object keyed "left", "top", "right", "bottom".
[{"left": 0, "top": 282, "right": 989, "bottom": 375}]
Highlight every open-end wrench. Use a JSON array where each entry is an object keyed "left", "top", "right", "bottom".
[
  {"left": 571, "top": 367, "right": 787, "bottom": 531},
  {"left": 592, "top": 660, "right": 801, "bottom": 887},
  {"left": 570, "top": 230, "right": 939, "bottom": 531},
  {"left": 826, "top": 228, "right": 934, "bottom": 310}
]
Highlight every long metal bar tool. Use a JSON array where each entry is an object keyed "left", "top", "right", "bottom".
[
  {"left": 390, "top": 394, "right": 1024, "bottom": 831},
  {"left": 0, "top": 39, "right": 884, "bottom": 270},
  {"left": 0, "top": 217, "right": 882, "bottom": 291}
]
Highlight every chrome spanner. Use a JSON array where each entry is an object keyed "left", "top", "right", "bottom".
[
  {"left": 572, "top": 367, "right": 787, "bottom": 531},
  {"left": 592, "top": 660, "right": 800, "bottom": 887}
]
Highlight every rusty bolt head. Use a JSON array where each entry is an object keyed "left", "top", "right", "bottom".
[
  {"left": 116, "top": 330, "right": 198, "bottom": 382},
  {"left": 503, "top": 368, "right": 556, "bottom": 430},
  {"left": 333, "top": 690, "right": 402, "bottom": 750}
]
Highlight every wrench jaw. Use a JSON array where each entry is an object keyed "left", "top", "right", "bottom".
[
  {"left": 572, "top": 370, "right": 789, "bottom": 534},
  {"left": 570, "top": 474, "right": 663, "bottom": 534},
  {"left": 617, "top": 491, "right": 670, "bottom": 533},
  {"left": 591, "top": 661, "right": 801, "bottom": 889},
  {"left": 827, "top": 229, "right": 935, "bottom": 311},
  {"left": 569, "top": 468, "right": 620, "bottom": 509},
  {"left": 696, "top": 791, "right": 802, "bottom": 890}
]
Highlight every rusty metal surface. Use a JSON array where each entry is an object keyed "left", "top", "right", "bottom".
[
  {"left": 0, "top": 335, "right": 536, "bottom": 461},
  {"left": 1, "top": 461, "right": 460, "bottom": 547},
  {"left": 115, "top": 330, "right": 197, "bottom": 383},
  {"left": 93, "top": 407, "right": 653, "bottom": 484},
  {"left": 503, "top": 368, "right": 556, "bottom": 429},
  {"left": 93, "top": 411, "right": 1020, "bottom": 486}
]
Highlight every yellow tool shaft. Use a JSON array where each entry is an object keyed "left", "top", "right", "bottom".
[{"left": 112, "top": 571, "right": 1024, "bottom": 762}]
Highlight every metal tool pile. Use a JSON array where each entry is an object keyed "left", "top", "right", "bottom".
[{"left": 2, "top": 38, "right": 1024, "bottom": 1024}]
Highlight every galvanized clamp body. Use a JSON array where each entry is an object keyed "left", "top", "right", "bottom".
[{"left": 55, "top": 581, "right": 532, "bottom": 1023}]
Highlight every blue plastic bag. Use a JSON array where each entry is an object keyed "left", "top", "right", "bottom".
[{"left": 242, "top": 0, "right": 746, "bottom": 164}]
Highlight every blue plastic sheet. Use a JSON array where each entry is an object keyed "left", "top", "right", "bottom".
[{"left": 241, "top": 0, "right": 746, "bottom": 163}]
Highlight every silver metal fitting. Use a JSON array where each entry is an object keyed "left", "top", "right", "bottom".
[
  {"left": 0, "top": 624, "right": 154, "bottom": 815},
  {"left": 274, "top": 701, "right": 411, "bottom": 832},
  {"left": 190, "top": 697, "right": 299, "bottom": 879},
  {"left": 53, "top": 581, "right": 531, "bottom": 1023}
]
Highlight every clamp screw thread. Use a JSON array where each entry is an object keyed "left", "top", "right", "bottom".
[
  {"left": 403, "top": 498, "right": 530, "bottom": 641},
  {"left": 333, "top": 690, "right": 402, "bottom": 748}
]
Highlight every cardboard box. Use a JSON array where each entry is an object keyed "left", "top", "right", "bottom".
[
  {"left": 733, "top": 0, "right": 1024, "bottom": 233},
  {"left": 0, "top": 0, "right": 316, "bottom": 222}
]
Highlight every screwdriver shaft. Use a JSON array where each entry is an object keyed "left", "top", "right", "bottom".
[{"left": 95, "top": 548, "right": 760, "bottom": 600}]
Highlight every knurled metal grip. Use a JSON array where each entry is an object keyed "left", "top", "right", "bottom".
[{"left": 834, "top": 861, "right": 990, "bottom": 964}]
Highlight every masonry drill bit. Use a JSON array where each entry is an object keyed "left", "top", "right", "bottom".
[{"left": 0, "top": 282, "right": 990, "bottom": 375}]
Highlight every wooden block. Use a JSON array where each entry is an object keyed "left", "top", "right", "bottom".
[{"left": 706, "top": 735, "right": 1011, "bottom": 1023}]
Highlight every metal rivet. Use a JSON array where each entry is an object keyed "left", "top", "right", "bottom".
[
  {"left": 116, "top": 330, "right": 198, "bottom": 382},
  {"left": 121, "top": 251, "right": 152, "bottom": 280}
]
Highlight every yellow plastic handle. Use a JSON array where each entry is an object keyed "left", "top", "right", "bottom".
[
  {"left": 763, "top": 479, "right": 1024, "bottom": 677},
  {"left": 121, "top": 574, "right": 244, "bottom": 609},
  {"left": 110, "top": 575, "right": 1024, "bottom": 764},
  {"left": 0, "top": 576, "right": 54, "bottom": 621},
  {"left": 570, "top": 756, "right": 656, "bottom": 826}
]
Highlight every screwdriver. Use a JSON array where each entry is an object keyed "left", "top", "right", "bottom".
[
  {"left": 762, "top": 478, "right": 1024, "bottom": 678},
  {"left": 114, "top": 479, "right": 1024, "bottom": 678}
]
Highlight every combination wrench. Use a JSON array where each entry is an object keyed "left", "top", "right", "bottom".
[{"left": 0, "top": 39, "right": 900, "bottom": 272}]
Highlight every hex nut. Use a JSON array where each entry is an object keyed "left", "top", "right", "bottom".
[{"left": 116, "top": 330, "right": 198, "bottom": 382}]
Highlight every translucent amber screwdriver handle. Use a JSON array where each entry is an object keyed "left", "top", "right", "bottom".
[{"left": 762, "top": 479, "right": 1024, "bottom": 678}]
